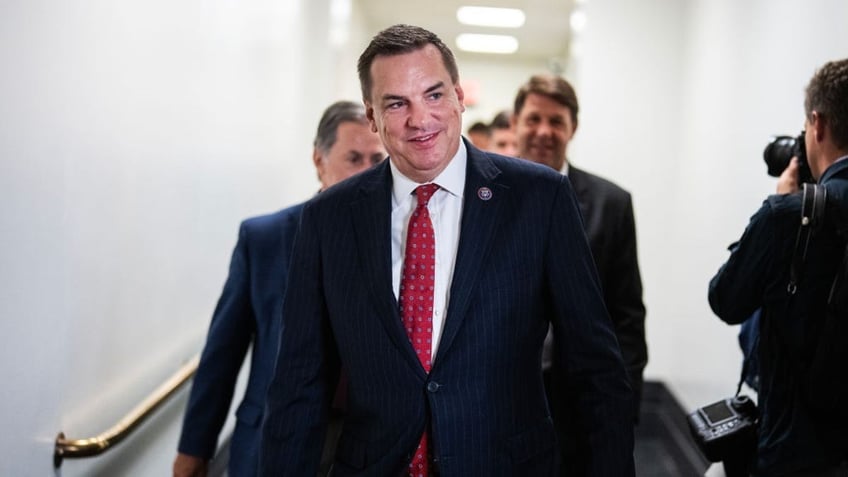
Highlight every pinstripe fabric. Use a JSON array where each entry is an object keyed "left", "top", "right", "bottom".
[{"left": 259, "top": 140, "right": 635, "bottom": 476}]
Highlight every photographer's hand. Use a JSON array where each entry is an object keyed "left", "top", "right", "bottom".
[{"left": 777, "top": 157, "right": 800, "bottom": 194}]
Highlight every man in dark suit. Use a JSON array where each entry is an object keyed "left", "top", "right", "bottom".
[
  {"left": 511, "top": 74, "right": 647, "bottom": 472},
  {"left": 172, "top": 100, "right": 385, "bottom": 477},
  {"left": 259, "top": 24, "right": 634, "bottom": 476}
]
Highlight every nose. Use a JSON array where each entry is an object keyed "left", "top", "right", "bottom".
[
  {"left": 406, "top": 102, "right": 430, "bottom": 129},
  {"left": 535, "top": 120, "right": 553, "bottom": 137}
]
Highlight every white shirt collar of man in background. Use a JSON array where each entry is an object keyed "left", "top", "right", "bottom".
[{"left": 389, "top": 140, "right": 467, "bottom": 360}]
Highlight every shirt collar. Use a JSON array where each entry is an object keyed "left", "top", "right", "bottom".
[
  {"left": 820, "top": 154, "right": 848, "bottom": 183},
  {"left": 390, "top": 141, "right": 467, "bottom": 206}
]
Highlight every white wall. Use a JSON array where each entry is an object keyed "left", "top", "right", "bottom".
[
  {"left": 0, "top": 0, "right": 339, "bottom": 475},
  {"left": 571, "top": 0, "right": 848, "bottom": 408},
  {"left": 458, "top": 55, "right": 557, "bottom": 129}
]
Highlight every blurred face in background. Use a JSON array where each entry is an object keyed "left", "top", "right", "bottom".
[
  {"left": 467, "top": 130, "right": 491, "bottom": 150},
  {"left": 314, "top": 121, "right": 386, "bottom": 189},
  {"left": 490, "top": 127, "right": 518, "bottom": 157},
  {"left": 513, "top": 92, "right": 576, "bottom": 171}
]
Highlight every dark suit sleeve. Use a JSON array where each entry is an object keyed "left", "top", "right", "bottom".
[
  {"left": 548, "top": 176, "right": 635, "bottom": 476},
  {"left": 260, "top": 204, "right": 339, "bottom": 475},
  {"left": 177, "top": 223, "right": 255, "bottom": 458},
  {"left": 709, "top": 200, "right": 778, "bottom": 324},
  {"left": 604, "top": 192, "right": 647, "bottom": 413}
]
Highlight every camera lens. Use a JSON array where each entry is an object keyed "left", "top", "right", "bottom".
[
  {"left": 763, "top": 132, "right": 814, "bottom": 183},
  {"left": 763, "top": 135, "right": 797, "bottom": 177}
]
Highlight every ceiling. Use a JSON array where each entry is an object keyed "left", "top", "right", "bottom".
[{"left": 355, "top": 0, "right": 577, "bottom": 64}]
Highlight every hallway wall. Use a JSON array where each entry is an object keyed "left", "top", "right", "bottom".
[
  {"left": 0, "top": 1, "right": 341, "bottom": 475},
  {"left": 1, "top": 0, "right": 847, "bottom": 474},
  {"left": 568, "top": 0, "right": 848, "bottom": 408}
]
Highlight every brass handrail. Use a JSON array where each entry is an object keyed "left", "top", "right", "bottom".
[{"left": 54, "top": 354, "right": 200, "bottom": 468}]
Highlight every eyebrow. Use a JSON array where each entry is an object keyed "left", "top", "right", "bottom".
[
  {"left": 380, "top": 81, "right": 445, "bottom": 103},
  {"left": 424, "top": 81, "right": 445, "bottom": 95}
]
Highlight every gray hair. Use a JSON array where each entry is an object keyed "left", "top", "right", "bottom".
[{"left": 313, "top": 100, "right": 369, "bottom": 154}]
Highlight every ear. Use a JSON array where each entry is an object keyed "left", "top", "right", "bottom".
[
  {"left": 455, "top": 83, "right": 466, "bottom": 113},
  {"left": 365, "top": 103, "right": 378, "bottom": 133},
  {"left": 312, "top": 147, "right": 323, "bottom": 179},
  {"left": 811, "top": 110, "right": 826, "bottom": 142}
]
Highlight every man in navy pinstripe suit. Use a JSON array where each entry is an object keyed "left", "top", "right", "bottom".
[{"left": 259, "top": 24, "right": 634, "bottom": 476}]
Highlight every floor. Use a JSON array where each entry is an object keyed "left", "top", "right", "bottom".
[{"left": 634, "top": 381, "right": 711, "bottom": 476}]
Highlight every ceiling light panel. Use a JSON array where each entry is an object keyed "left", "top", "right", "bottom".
[
  {"left": 456, "top": 33, "right": 519, "bottom": 54},
  {"left": 456, "top": 6, "right": 526, "bottom": 28}
]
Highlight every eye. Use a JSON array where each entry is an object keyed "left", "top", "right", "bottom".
[
  {"left": 428, "top": 91, "right": 443, "bottom": 101},
  {"left": 349, "top": 153, "right": 364, "bottom": 165},
  {"left": 386, "top": 100, "right": 405, "bottom": 110}
]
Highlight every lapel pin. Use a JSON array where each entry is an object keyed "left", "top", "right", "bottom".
[{"left": 477, "top": 187, "right": 493, "bottom": 201}]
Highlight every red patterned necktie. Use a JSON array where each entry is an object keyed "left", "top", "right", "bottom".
[{"left": 399, "top": 183, "right": 438, "bottom": 477}]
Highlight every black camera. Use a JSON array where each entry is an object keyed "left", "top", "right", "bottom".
[
  {"left": 763, "top": 132, "right": 814, "bottom": 183},
  {"left": 687, "top": 395, "right": 758, "bottom": 463}
]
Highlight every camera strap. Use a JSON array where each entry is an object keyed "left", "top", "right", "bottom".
[
  {"left": 736, "top": 337, "right": 757, "bottom": 396},
  {"left": 788, "top": 183, "right": 827, "bottom": 294},
  {"left": 828, "top": 240, "right": 848, "bottom": 308}
]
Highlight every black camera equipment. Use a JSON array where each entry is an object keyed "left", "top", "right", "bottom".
[
  {"left": 763, "top": 132, "right": 814, "bottom": 183},
  {"left": 687, "top": 395, "right": 757, "bottom": 462},
  {"left": 687, "top": 395, "right": 758, "bottom": 463}
]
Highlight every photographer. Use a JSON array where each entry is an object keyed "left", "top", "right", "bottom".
[{"left": 709, "top": 58, "right": 848, "bottom": 477}]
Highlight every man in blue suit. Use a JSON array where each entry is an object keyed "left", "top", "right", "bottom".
[
  {"left": 173, "top": 100, "right": 386, "bottom": 477},
  {"left": 259, "top": 25, "right": 634, "bottom": 476}
]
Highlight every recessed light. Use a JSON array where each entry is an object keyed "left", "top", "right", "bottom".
[
  {"left": 456, "top": 33, "right": 519, "bottom": 54},
  {"left": 456, "top": 6, "right": 526, "bottom": 28},
  {"left": 570, "top": 9, "right": 587, "bottom": 33}
]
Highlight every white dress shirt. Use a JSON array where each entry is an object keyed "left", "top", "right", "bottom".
[{"left": 390, "top": 142, "right": 467, "bottom": 360}]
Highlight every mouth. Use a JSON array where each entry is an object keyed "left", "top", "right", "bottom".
[
  {"left": 409, "top": 131, "right": 439, "bottom": 144},
  {"left": 530, "top": 141, "right": 555, "bottom": 153}
]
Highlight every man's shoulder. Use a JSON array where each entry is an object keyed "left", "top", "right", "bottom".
[
  {"left": 570, "top": 166, "right": 631, "bottom": 199},
  {"left": 475, "top": 150, "right": 565, "bottom": 187},
  {"left": 241, "top": 202, "right": 307, "bottom": 233}
]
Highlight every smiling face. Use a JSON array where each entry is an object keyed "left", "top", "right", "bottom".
[
  {"left": 364, "top": 44, "right": 465, "bottom": 183},
  {"left": 313, "top": 120, "right": 386, "bottom": 189},
  {"left": 514, "top": 92, "right": 576, "bottom": 172}
]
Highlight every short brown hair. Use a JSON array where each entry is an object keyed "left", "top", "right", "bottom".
[
  {"left": 357, "top": 24, "right": 459, "bottom": 102},
  {"left": 805, "top": 58, "right": 848, "bottom": 150},
  {"left": 514, "top": 74, "right": 579, "bottom": 129}
]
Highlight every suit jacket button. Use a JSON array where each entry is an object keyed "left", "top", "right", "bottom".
[{"left": 427, "top": 381, "right": 440, "bottom": 393}]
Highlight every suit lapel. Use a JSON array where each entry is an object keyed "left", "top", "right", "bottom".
[
  {"left": 349, "top": 163, "right": 426, "bottom": 376},
  {"left": 434, "top": 146, "right": 507, "bottom": 365}
]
